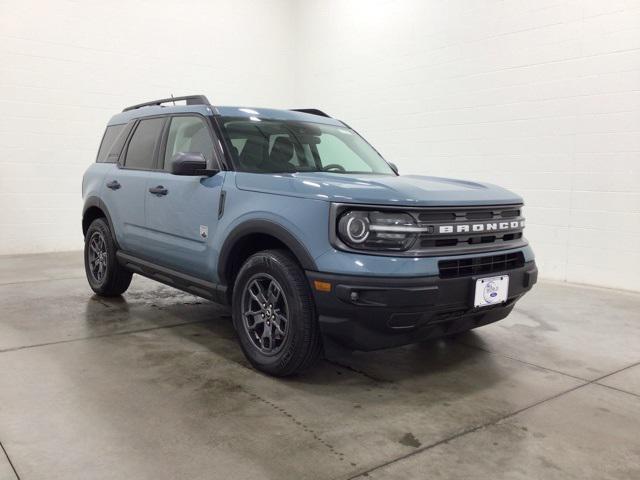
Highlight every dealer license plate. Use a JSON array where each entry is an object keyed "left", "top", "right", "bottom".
[{"left": 474, "top": 275, "right": 509, "bottom": 308}]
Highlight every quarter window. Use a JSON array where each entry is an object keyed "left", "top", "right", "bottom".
[
  {"left": 163, "top": 116, "right": 215, "bottom": 170},
  {"left": 96, "top": 124, "right": 125, "bottom": 163},
  {"left": 124, "top": 118, "right": 165, "bottom": 170}
]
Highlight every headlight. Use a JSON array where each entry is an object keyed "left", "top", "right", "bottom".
[{"left": 337, "top": 210, "right": 419, "bottom": 251}]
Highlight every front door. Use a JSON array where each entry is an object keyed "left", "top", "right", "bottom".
[{"left": 144, "top": 115, "right": 225, "bottom": 280}]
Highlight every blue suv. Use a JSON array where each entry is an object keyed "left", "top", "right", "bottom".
[{"left": 82, "top": 95, "right": 537, "bottom": 376}]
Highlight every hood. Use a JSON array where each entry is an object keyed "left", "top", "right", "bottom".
[{"left": 235, "top": 172, "right": 523, "bottom": 207}]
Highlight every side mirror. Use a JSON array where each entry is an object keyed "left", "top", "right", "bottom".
[
  {"left": 171, "top": 152, "right": 218, "bottom": 176},
  {"left": 388, "top": 162, "right": 399, "bottom": 175}
]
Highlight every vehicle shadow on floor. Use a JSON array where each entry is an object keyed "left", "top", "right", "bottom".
[
  {"left": 165, "top": 310, "right": 502, "bottom": 394},
  {"left": 84, "top": 290, "right": 502, "bottom": 399}
]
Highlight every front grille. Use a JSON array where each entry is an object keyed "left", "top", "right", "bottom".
[
  {"left": 420, "top": 232, "right": 523, "bottom": 249},
  {"left": 438, "top": 252, "right": 525, "bottom": 279},
  {"left": 408, "top": 205, "right": 526, "bottom": 255},
  {"left": 417, "top": 207, "right": 520, "bottom": 223}
]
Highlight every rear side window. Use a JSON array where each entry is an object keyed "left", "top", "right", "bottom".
[
  {"left": 124, "top": 118, "right": 165, "bottom": 170},
  {"left": 96, "top": 124, "right": 125, "bottom": 163},
  {"left": 163, "top": 116, "right": 215, "bottom": 170}
]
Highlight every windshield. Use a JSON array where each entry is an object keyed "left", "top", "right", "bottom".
[{"left": 219, "top": 117, "right": 395, "bottom": 175}]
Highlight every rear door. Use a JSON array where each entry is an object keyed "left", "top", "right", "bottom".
[
  {"left": 144, "top": 114, "right": 225, "bottom": 279},
  {"left": 103, "top": 116, "right": 167, "bottom": 257}
]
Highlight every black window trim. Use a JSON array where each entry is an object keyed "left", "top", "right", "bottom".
[
  {"left": 211, "top": 115, "right": 241, "bottom": 172},
  {"left": 106, "top": 121, "right": 136, "bottom": 164}
]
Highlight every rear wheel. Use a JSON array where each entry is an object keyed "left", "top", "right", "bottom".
[
  {"left": 232, "top": 249, "right": 322, "bottom": 376},
  {"left": 84, "top": 218, "right": 132, "bottom": 296}
]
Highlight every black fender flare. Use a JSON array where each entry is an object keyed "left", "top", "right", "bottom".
[
  {"left": 82, "top": 196, "right": 118, "bottom": 246},
  {"left": 217, "top": 219, "right": 317, "bottom": 285}
]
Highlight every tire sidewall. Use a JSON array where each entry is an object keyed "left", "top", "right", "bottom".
[{"left": 232, "top": 252, "right": 311, "bottom": 373}]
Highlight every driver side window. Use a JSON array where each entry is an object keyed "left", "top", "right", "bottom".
[{"left": 163, "top": 116, "right": 215, "bottom": 171}]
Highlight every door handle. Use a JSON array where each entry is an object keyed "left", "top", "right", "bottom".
[
  {"left": 149, "top": 185, "right": 168, "bottom": 196},
  {"left": 106, "top": 180, "right": 121, "bottom": 190}
]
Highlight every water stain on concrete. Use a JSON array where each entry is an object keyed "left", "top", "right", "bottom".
[{"left": 399, "top": 432, "right": 421, "bottom": 448}]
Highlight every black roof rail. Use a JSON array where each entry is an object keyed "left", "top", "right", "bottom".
[
  {"left": 291, "top": 108, "right": 331, "bottom": 118},
  {"left": 123, "top": 95, "right": 211, "bottom": 112}
]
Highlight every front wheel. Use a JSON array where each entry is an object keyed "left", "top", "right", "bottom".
[
  {"left": 84, "top": 218, "right": 132, "bottom": 296},
  {"left": 232, "top": 249, "right": 322, "bottom": 376}
]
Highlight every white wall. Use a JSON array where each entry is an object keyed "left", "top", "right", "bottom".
[
  {"left": 0, "top": 0, "right": 296, "bottom": 254},
  {"left": 1, "top": 0, "right": 639, "bottom": 291},
  {"left": 295, "top": 0, "right": 640, "bottom": 291}
]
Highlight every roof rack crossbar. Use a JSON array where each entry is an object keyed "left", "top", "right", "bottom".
[
  {"left": 291, "top": 108, "right": 331, "bottom": 118},
  {"left": 123, "top": 95, "right": 211, "bottom": 112}
]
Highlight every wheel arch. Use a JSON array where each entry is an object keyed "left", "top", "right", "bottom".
[
  {"left": 82, "top": 197, "right": 117, "bottom": 243},
  {"left": 218, "top": 219, "right": 317, "bottom": 296}
]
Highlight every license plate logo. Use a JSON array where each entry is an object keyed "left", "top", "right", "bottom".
[{"left": 474, "top": 275, "right": 509, "bottom": 308}]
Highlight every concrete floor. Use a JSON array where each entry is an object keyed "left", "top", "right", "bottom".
[{"left": 0, "top": 252, "right": 639, "bottom": 480}]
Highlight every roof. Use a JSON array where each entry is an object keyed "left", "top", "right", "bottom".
[
  {"left": 108, "top": 103, "right": 344, "bottom": 127},
  {"left": 215, "top": 106, "right": 343, "bottom": 126},
  {"left": 108, "top": 104, "right": 215, "bottom": 126}
]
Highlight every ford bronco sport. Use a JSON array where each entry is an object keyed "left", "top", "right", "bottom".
[{"left": 82, "top": 95, "right": 537, "bottom": 376}]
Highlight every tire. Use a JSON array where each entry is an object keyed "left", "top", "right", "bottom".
[
  {"left": 84, "top": 218, "right": 132, "bottom": 296},
  {"left": 232, "top": 249, "right": 322, "bottom": 376}
]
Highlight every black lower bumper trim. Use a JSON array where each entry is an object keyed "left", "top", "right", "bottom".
[{"left": 307, "top": 261, "right": 537, "bottom": 351}]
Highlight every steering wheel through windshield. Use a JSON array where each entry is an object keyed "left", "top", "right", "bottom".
[{"left": 322, "top": 164, "right": 346, "bottom": 172}]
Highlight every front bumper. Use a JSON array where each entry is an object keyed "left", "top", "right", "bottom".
[{"left": 307, "top": 261, "right": 537, "bottom": 351}]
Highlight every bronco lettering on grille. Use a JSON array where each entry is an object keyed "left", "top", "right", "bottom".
[{"left": 438, "top": 220, "right": 525, "bottom": 234}]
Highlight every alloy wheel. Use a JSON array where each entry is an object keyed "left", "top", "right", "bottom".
[
  {"left": 88, "top": 231, "right": 108, "bottom": 284},
  {"left": 241, "top": 273, "right": 289, "bottom": 355}
]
